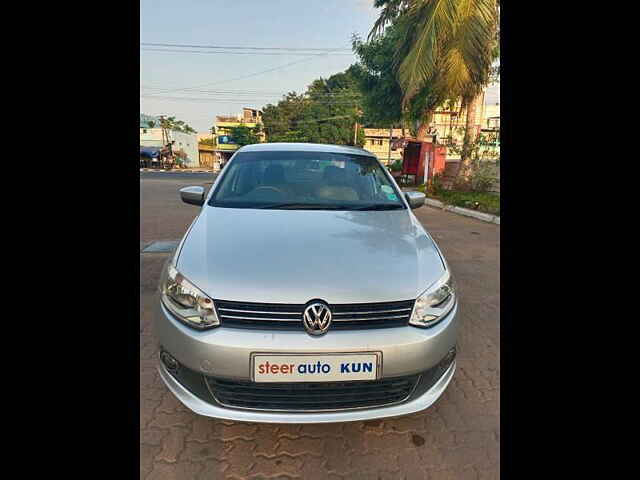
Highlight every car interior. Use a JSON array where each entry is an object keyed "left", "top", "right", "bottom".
[{"left": 217, "top": 158, "right": 393, "bottom": 204}]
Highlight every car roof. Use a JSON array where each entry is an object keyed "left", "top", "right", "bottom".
[{"left": 238, "top": 142, "right": 376, "bottom": 157}]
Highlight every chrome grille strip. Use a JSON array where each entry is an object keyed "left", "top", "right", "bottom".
[
  {"left": 332, "top": 308, "right": 412, "bottom": 315},
  {"left": 220, "top": 314, "right": 300, "bottom": 322},
  {"left": 332, "top": 314, "right": 409, "bottom": 322},
  {"left": 218, "top": 308, "right": 300, "bottom": 315}
]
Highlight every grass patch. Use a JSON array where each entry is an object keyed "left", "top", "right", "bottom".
[{"left": 416, "top": 184, "right": 500, "bottom": 216}]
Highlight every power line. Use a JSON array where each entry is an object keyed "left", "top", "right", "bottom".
[
  {"left": 140, "top": 85, "right": 362, "bottom": 95},
  {"left": 140, "top": 42, "right": 351, "bottom": 52},
  {"left": 290, "top": 115, "right": 353, "bottom": 125},
  {"left": 140, "top": 95, "right": 360, "bottom": 105},
  {"left": 142, "top": 54, "right": 328, "bottom": 96},
  {"left": 141, "top": 48, "right": 353, "bottom": 56},
  {"left": 141, "top": 86, "right": 362, "bottom": 98},
  {"left": 141, "top": 85, "right": 288, "bottom": 94}
]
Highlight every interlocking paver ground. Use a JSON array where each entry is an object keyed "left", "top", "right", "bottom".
[{"left": 140, "top": 173, "right": 499, "bottom": 479}]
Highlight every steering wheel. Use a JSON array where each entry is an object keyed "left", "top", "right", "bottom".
[{"left": 252, "top": 186, "right": 284, "bottom": 194}]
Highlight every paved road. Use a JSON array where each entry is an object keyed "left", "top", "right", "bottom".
[
  {"left": 140, "top": 172, "right": 216, "bottom": 247},
  {"left": 140, "top": 172, "right": 500, "bottom": 479}
]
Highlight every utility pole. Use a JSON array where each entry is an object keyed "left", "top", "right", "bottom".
[
  {"left": 210, "top": 126, "right": 216, "bottom": 170},
  {"left": 387, "top": 126, "right": 393, "bottom": 165},
  {"left": 159, "top": 115, "right": 166, "bottom": 168},
  {"left": 353, "top": 106, "right": 363, "bottom": 146}
]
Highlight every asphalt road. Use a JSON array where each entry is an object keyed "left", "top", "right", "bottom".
[
  {"left": 140, "top": 172, "right": 216, "bottom": 247},
  {"left": 140, "top": 171, "right": 500, "bottom": 479}
]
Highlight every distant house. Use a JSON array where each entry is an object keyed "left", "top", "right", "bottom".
[
  {"left": 198, "top": 143, "right": 216, "bottom": 169},
  {"left": 430, "top": 96, "right": 500, "bottom": 160},
  {"left": 214, "top": 108, "right": 265, "bottom": 163},
  {"left": 139, "top": 114, "right": 199, "bottom": 167},
  {"left": 363, "top": 128, "right": 406, "bottom": 165}
]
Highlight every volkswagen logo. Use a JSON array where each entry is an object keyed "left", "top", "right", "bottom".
[{"left": 303, "top": 302, "right": 332, "bottom": 336}]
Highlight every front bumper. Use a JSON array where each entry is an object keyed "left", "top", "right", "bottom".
[
  {"left": 154, "top": 295, "right": 458, "bottom": 422},
  {"left": 157, "top": 358, "right": 455, "bottom": 423}
]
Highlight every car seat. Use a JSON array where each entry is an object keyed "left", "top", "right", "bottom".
[{"left": 317, "top": 166, "right": 359, "bottom": 201}]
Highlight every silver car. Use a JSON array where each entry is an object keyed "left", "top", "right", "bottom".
[{"left": 155, "top": 143, "right": 458, "bottom": 423}]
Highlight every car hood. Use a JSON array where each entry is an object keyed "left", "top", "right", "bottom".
[{"left": 176, "top": 206, "right": 446, "bottom": 304}]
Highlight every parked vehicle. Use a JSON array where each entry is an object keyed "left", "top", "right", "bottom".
[
  {"left": 155, "top": 143, "right": 458, "bottom": 423},
  {"left": 140, "top": 146, "right": 161, "bottom": 169}
]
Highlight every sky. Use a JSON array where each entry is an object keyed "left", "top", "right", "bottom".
[{"left": 140, "top": 0, "right": 499, "bottom": 133}]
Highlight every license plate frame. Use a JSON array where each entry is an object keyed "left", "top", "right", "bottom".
[{"left": 250, "top": 352, "right": 383, "bottom": 383}]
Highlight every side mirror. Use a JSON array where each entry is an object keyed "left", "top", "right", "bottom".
[
  {"left": 404, "top": 191, "right": 426, "bottom": 209},
  {"left": 180, "top": 186, "right": 205, "bottom": 206}
]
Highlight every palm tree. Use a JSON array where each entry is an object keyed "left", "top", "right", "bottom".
[{"left": 371, "top": 0, "right": 499, "bottom": 173}]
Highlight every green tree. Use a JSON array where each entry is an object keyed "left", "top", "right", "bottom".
[
  {"left": 261, "top": 71, "right": 365, "bottom": 146},
  {"left": 229, "top": 125, "right": 263, "bottom": 147},
  {"left": 299, "top": 70, "right": 364, "bottom": 146},
  {"left": 262, "top": 92, "right": 309, "bottom": 142},
  {"left": 159, "top": 115, "right": 197, "bottom": 134},
  {"left": 371, "top": 0, "right": 499, "bottom": 172},
  {"left": 351, "top": 26, "right": 444, "bottom": 137}
]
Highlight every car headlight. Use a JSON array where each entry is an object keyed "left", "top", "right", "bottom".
[
  {"left": 161, "top": 264, "right": 220, "bottom": 330},
  {"left": 409, "top": 270, "right": 456, "bottom": 328}
]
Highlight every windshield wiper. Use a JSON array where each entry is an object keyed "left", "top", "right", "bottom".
[
  {"left": 352, "top": 204, "right": 405, "bottom": 211},
  {"left": 256, "top": 203, "right": 351, "bottom": 210}
]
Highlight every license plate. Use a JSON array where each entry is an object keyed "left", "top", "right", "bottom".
[{"left": 251, "top": 352, "right": 381, "bottom": 383}]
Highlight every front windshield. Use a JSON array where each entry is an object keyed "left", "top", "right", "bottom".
[{"left": 208, "top": 151, "right": 406, "bottom": 210}]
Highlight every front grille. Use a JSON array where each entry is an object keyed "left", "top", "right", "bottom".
[
  {"left": 214, "top": 300, "right": 415, "bottom": 330},
  {"left": 205, "top": 374, "right": 420, "bottom": 411}
]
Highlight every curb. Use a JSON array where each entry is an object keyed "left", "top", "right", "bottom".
[
  {"left": 140, "top": 169, "right": 214, "bottom": 173},
  {"left": 424, "top": 197, "right": 500, "bottom": 225}
]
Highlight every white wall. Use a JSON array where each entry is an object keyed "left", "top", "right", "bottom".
[
  {"left": 169, "top": 130, "right": 199, "bottom": 167},
  {"left": 139, "top": 128, "right": 163, "bottom": 147},
  {"left": 139, "top": 128, "right": 199, "bottom": 167}
]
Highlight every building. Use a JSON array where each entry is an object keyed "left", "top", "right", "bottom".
[
  {"left": 197, "top": 132, "right": 215, "bottom": 143},
  {"left": 361, "top": 88, "right": 499, "bottom": 165},
  {"left": 242, "top": 108, "right": 262, "bottom": 124},
  {"left": 197, "top": 131, "right": 222, "bottom": 169},
  {"left": 480, "top": 103, "right": 500, "bottom": 154},
  {"left": 363, "top": 96, "right": 498, "bottom": 165},
  {"left": 214, "top": 108, "right": 264, "bottom": 163},
  {"left": 139, "top": 114, "right": 199, "bottom": 167},
  {"left": 363, "top": 128, "right": 406, "bottom": 165},
  {"left": 430, "top": 94, "right": 500, "bottom": 160},
  {"left": 198, "top": 144, "right": 216, "bottom": 169}
]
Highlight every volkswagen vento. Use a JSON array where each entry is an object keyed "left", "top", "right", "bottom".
[{"left": 155, "top": 143, "right": 458, "bottom": 423}]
